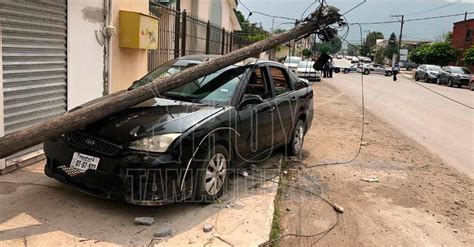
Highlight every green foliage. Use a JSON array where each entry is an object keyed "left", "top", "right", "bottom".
[
  {"left": 463, "top": 46, "right": 474, "bottom": 65},
  {"left": 347, "top": 44, "right": 360, "bottom": 56},
  {"left": 375, "top": 48, "right": 385, "bottom": 64},
  {"left": 384, "top": 32, "right": 398, "bottom": 60},
  {"left": 444, "top": 31, "right": 453, "bottom": 43},
  {"left": 273, "top": 28, "right": 287, "bottom": 34},
  {"left": 302, "top": 48, "right": 313, "bottom": 58},
  {"left": 360, "top": 44, "right": 370, "bottom": 56},
  {"left": 313, "top": 37, "right": 342, "bottom": 55},
  {"left": 408, "top": 42, "right": 460, "bottom": 66},
  {"left": 366, "top": 32, "right": 384, "bottom": 48},
  {"left": 235, "top": 10, "right": 269, "bottom": 42}
]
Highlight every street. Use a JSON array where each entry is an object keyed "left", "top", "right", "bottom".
[{"left": 331, "top": 59, "right": 474, "bottom": 178}]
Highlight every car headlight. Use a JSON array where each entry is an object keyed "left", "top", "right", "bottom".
[{"left": 129, "top": 133, "right": 181, "bottom": 153}]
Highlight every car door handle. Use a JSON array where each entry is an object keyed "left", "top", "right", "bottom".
[{"left": 268, "top": 106, "right": 276, "bottom": 112}]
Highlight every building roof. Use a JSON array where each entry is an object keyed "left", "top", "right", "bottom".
[{"left": 453, "top": 18, "right": 474, "bottom": 25}]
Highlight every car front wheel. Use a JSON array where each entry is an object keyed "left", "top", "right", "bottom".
[
  {"left": 470, "top": 82, "right": 474, "bottom": 91},
  {"left": 448, "top": 78, "right": 454, "bottom": 87},
  {"left": 415, "top": 73, "right": 419, "bottom": 81},
  {"left": 386, "top": 71, "right": 392, "bottom": 76},
  {"left": 437, "top": 77, "right": 441, "bottom": 85},
  {"left": 363, "top": 70, "right": 370, "bottom": 75},
  {"left": 194, "top": 144, "right": 229, "bottom": 203},
  {"left": 287, "top": 119, "right": 305, "bottom": 156}
]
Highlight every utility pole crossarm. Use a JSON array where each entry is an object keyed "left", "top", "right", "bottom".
[{"left": 0, "top": 5, "right": 342, "bottom": 158}]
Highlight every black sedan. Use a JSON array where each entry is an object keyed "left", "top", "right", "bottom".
[
  {"left": 43, "top": 55, "right": 314, "bottom": 205},
  {"left": 437, "top": 66, "right": 472, "bottom": 88}
]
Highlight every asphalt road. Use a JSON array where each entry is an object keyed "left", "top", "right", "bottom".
[{"left": 327, "top": 59, "right": 474, "bottom": 178}]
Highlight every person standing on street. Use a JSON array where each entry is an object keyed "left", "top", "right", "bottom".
[
  {"left": 392, "top": 63, "right": 400, "bottom": 81},
  {"left": 328, "top": 58, "right": 334, "bottom": 78}
]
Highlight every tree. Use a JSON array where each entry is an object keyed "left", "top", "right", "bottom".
[
  {"left": 273, "top": 28, "right": 287, "bottom": 34},
  {"left": 313, "top": 36, "right": 342, "bottom": 54},
  {"left": 302, "top": 48, "right": 313, "bottom": 58},
  {"left": 347, "top": 44, "right": 360, "bottom": 56},
  {"left": 366, "top": 32, "right": 384, "bottom": 48},
  {"left": 463, "top": 46, "right": 474, "bottom": 65},
  {"left": 360, "top": 44, "right": 370, "bottom": 56},
  {"left": 235, "top": 10, "right": 269, "bottom": 42},
  {"left": 384, "top": 32, "right": 398, "bottom": 60},
  {"left": 408, "top": 42, "right": 460, "bottom": 66}
]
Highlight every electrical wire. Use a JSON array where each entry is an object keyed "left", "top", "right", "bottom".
[
  {"left": 306, "top": 24, "right": 366, "bottom": 169},
  {"left": 405, "top": 1, "right": 461, "bottom": 16},
  {"left": 237, "top": 0, "right": 297, "bottom": 21},
  {"left": 399, "top": 73, "right": 474, "bottom": 110},
  {"left": 355, "top": 11, "right": 474, "bottom": 25}
]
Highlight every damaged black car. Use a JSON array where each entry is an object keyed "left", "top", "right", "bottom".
[{"left": 44, "top": 55, "right": 314, "bottom": 205}]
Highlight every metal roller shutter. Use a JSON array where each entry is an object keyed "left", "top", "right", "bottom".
[{"left": 0, "top": 0, "right": 67, "bottom": 166}]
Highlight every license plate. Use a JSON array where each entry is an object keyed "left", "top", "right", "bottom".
[{"left": 70, "top": 152, "right": 100, "bottom": 171}]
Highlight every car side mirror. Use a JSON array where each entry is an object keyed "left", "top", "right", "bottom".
[{"left": 239, "top": 94, "right": 263, "bottom": 109}]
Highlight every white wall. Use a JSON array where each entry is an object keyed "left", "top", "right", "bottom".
[
  {"left": 67, "top": 0, "right": 105, "bottom": 109},
  {"left": 0, "top": 26, "right": 5, "bottom": 170}
]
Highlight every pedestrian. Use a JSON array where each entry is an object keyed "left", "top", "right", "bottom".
[
  {"left": 328, "top": 58, "right": 334, "bottom": 78},
  {"left": 322, "top": 61, "right": 328, "bottom": 78},
  {"left": 392, "top": 63, "right": 400, "bottom": 81}
]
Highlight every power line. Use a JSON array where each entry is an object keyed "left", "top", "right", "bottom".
[
  {"left": 405, "top": 1, "right": 461, "bottom": 16},
  {"left": 354, "top": 11, "right": 474, "bottom": 25},
  {"left": 237, "top": 0, "right": 297, "bottom": 21}
]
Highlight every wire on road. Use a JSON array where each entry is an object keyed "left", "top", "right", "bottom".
[{"left": 399, "top": 73, "right": 474, "bottom": 110}]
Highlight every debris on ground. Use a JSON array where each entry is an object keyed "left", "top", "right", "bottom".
[
  {"left": 239, "top": 170, "right": 249, "bottom": 177},
  {"left": 203, "top": 224, "right": 214, "bottom": 233},
  {"left": 134, "top": 217, "right": 155, "bottom": 226},
  {"left": 361, "top": 141, "right": 369, "bottom": 146},
  {"left": 361, "top": 176, "right": 380, "bottom": 183},
  {"left": 154, "top": 227, "right": 173, "bottom": 237},
  {"left": 282, "top": 170, "right": 288, "bottom": 175},
  {"left": 249, "top": 163, "right": 259, "bottom": 172}
]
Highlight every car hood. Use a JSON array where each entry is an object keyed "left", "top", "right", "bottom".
[{"left": 84, "top": 98, "right": 225, "bottom": 144}]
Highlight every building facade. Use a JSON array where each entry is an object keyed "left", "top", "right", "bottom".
[{"left": 452, "top": 19, "right": 474, "bottom": 71}]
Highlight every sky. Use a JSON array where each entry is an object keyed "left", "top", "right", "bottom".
[{"left": 237, "top": 0, "right": 474, "bottom": 46}]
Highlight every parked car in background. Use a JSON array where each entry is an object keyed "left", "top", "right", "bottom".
[
  {"left": 470, "top": 78, "right": 474, "bottom": 91},
  {"left": 351, "top": 57, "right": 359, "bottom": 64},
  {"left": 296, "top": 61, "right": 321, "bottom": 81},
  {"left": 336, "top": 54, "right": 343, "bottom": 59},
  {"left": 283, "top": 56, "right": 302, "bottom": 72},
  {"left": 342, "top": 64, "right": 360, "bottom": 74},
  {"left": 43, "top": 55, "right": 314, "bottom": 205},
  {"left": 360, "top": 64, "right": 392, "bottom": 76},
  {"left": 345, "top": 55, "right": 353, "bottom": 60},
  {"left": 437, "top": 66, "right": 472, "bottom": 88},
  {"left": 363, "top": 57, "right": 372, "bottom": 64},
  {"left": 400, "top": 61, "right": 418, "bottom": 71},
  {"left": 415, "top": 65, "right": 443, "bottom": 83}
]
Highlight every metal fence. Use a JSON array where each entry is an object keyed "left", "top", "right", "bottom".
[{"left": 148, "top": 4, "right": 252, "bottom": 71}]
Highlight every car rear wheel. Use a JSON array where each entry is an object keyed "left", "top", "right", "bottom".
[
  {"left": 343, "top": 69, "right": 349, "bottom": 74},
  {"left": 386, "top": 71, "right": 392, "bottom": 76},
  {"left": 287, "top": 119, "right": 305, "bottom": 156},
  {"left": 194, "top": 144, "right": 229, "bottom": 203},
  {"left": 470, "top": 82, "right": 474, "bottom": 91},
  {"left": 363, "top": 70, "right": 370, "bottom": 75},
  {"left": 415, "top": 73, "right": 419, "bottom": 81}
]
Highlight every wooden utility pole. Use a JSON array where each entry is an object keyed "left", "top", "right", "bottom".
[
  {"left": 391, "top": 14, "right": 404, "bottom": 64},
  {"left": 0, "top": 6, "right": 341, "bottom": 158}
]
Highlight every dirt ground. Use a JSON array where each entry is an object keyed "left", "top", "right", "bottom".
[{"left": 276, "top": 82, "right": 474, "bottom": 246}]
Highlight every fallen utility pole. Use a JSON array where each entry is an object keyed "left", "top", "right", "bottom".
[{"left": 0, "top": 6, "right": 341, "bottom": 159}]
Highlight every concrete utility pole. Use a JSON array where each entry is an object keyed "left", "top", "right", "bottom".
[
  {"left": 0, "top": 6, "right": 342, "bottom": 158},
  {"left": 391, "top": 14, "right": 404, "bottom": 64}
]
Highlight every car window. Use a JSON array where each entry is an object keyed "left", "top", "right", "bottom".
[
  {"left": 268, "top": 66, "right": 291, "bottom": 96},
  {"left": 451, "top": 67, "right": 470, "bottom": 74},
  {"left": 245, "top": 67, "right": 272, "bottom": 99}
]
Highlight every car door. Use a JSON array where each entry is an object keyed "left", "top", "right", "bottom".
[
  {"left": 418, "top": 65, "right": 427, "bottom": 78},
  {"left": 236, "top": 66, "right": 275, "bottom": 161},
  {"left": 267, "top": 65, "right": 294, "bottom": 147},
  {"left": 440, "top": 67, "right": 451, "bottom": 84}
]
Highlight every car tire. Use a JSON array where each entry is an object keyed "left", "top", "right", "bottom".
[
  {"left": 470, "top": 82, "right": 474, "bottom": 91},
  {"left": 424, "top": 75, "right": 431, "bottom": 83},
  {"left": 407, "top": 67, "right": 412, "bottom": 71},
  {"left": 343, "top": 69, "right": 349, "bottom": 74},
  {"left": 287, "top": 119, "right": 305, "bottom": 156},
  {"left": 436, "top": 77, "right": 441, "bottom": 85},
  {"left": 386, "top": 71, "right": 392, "bottom": 76},
  {"left": 334, "top": 68, "right": 340, "bottom": 73},
  {"left": 448, "top": 78, "right": 453, "bottom": 87},
  {"left": 363, "top": 70, "right": 370, "bottom": 75},
  {"left": 193, "top": 144, "right": 229, "bottom": 203}
]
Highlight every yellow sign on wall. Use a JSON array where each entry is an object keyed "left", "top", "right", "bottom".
[{"left": 119, "top": 11, "right": 159, "bottom": 50}]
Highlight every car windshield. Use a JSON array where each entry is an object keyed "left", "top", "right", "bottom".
[
  {"left": 427, "top": 65, "right": 443, "bottom": 72},
  {"left": 298, "top": 61, "right": 314, "bottom": 68},
  {"left": 285, "top": 57, "right": 302, "bottom": 64},
  {"left": 450, "top": 67, "right": 470, "bottom": 74},
  {"left": 130, "top": 59, "right": 248, "bottom": 105}
]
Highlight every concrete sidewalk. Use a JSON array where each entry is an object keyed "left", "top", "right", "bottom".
[{"left": 0, "top": 156, "right": 281, "bottom": 246}]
